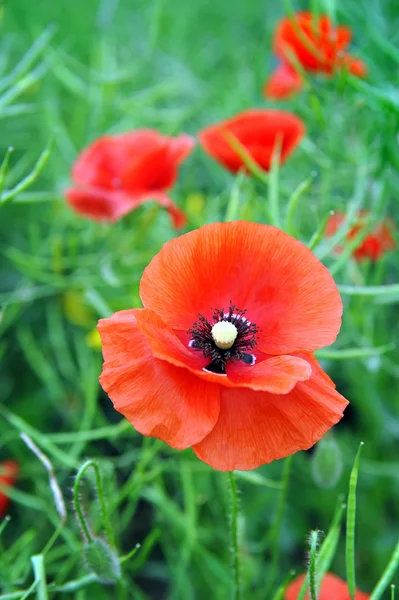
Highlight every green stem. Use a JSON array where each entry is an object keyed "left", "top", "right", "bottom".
[
  {"left": 308, "top": 531, "right": 319, "bottom": 600},
  {"left": 267, "top": 455, "right": 293, "bottom": 592},
  {"left": 370, "top": 539, "right": 399, "bottom": 600},
  {"left": 73, "top": 463, "right": 93, "bottom": 543},
  {"left": 31, "top": 555, "right": 48, "bottom": 600},
  {"left": 73, "top": 460, "right": 114, "bottom": 546},
  {"left": 225, "top": 172, "right": 245, "bottom": 222},
  {"left": 227, "top": 472, "right": 241, "bottom": 600}
]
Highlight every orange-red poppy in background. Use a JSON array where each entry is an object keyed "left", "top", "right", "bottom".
[
  {"left": 326, "top": 211, "right": 396, "bottom": 262},
  {"left": 264, "top": 11, "right": 367, "bottom": 100},
  {"left": 98, "top": 221, "right": 348, "bottom": 472},
  {"left": 66, "top": 130, "right": 195, "bottom": 229},
  {"left": 0, "top": 461, "right": 18, "bottom": 517},
  {"left": 198, "top": 109, "right": 305, "bottom": 174},
  {"left": 285, "top": 572, "right": 370, "bottom": 600}
]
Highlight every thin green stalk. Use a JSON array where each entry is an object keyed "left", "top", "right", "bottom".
[
  {"left": 267, "top": 455, "right": 293, "bottom": 592},
  {"left": 370, "top": 540, "right": 399, "bottom": 600},
  {"left": 0, "top": 515, "right": 11, "bottom": 537},
  {"left": 346, "top": 442, "right": 364, "bottom": 600},
  {"left": 73, "top": 460, "right": 114, "bottom": 546},
  {"left": 308, "top": 210, "right": 334, "bottom": 251},
  {"left": 227, "top": 472, "right": 241, "bottom": 600},
  {"left": 392, "top": 585, "right": 396, "bottom": 600},
  {"left": 120, "top": 543, "right": 141, "bottom": 565},
  {"left": 0, "top": 147, "right": 14, "bottom": 196},
  {"left": 338, "top": 284, "right": 399, "bottom": 298},
  {"left": 316, "top": 500, "right": 346, "bottom": 587},
  {"left": 221, "top": 130, "right": 268, "bottom": 184},
  {"left": 31, "top": 555, "right": 48, "bottom": 600},
  {"left": 73, "top": 465, "right": 93, "bottom": 543},
  {"left": 225, "top": 172, "right": 246, "bottom": 221},
  {"left": 308, "top": 531, "right": 319, "bottom": 600},
  {"left": 0, "top": 141, "right": 52, "bottom": 205},
  {"left": 285, "top": 172, "right": 316, "bottom": 235}
]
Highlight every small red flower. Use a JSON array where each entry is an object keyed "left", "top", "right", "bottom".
[
  {"left": 264, "top": 11, "right": 367, "bottom": 100},
  {"left": 263, "top": 63, "right": 304, "bottom": 101},
  {"left": 325, "top": 211, "right": 396, "bottom": 262},
  {"left": 285, "top": 572, "right": 369, "bottom": 600},
  {"left": 98, "top": 221, "right": 348, "bottom": 471},
  {"left": 198, "top": 109, "right": 305, "bottom": 174},
  {"left": 66, "top": 130, "right": 195, "bottom": 229},
  {"left": 0, "top": 460, "right": 18, "bottom": 517}
]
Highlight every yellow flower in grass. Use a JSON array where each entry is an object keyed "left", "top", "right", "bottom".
[
  {"left": 86, "top": 328, "right": 102, "bottom": 351},
  {"left": 63, "top": 291, "right": 92, "bottom": 327}
]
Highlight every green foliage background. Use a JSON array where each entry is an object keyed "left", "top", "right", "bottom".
[{"left": 1, "top": 0, "right": 399, "bottom": 597}]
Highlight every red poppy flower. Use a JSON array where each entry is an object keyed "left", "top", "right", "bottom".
[
  {"left": 66, "top": 130, "right": 195, "bottom": 229},
  {"left": 98, "top": 221, "right": 348, "bottom": 471},
  {"left": 285, "top": 572, "right": 369, "bottom": 600},
  {"left": 0, "top": 460, "right": 18, "bottom": 517},
  {"left": 263, "top": 63, "right": 304, "bottom": 101},
  {"left": 264, "top": 11, "right": 367, "bottom": 100},
  {"left": 326, "top": 211, "right": 396, "bottom": 262},
  {"left": 198, "top": 110, "right": 305, "bottom": 174}
]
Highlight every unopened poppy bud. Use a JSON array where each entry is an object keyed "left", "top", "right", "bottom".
[
  {"left": 83, "top": 538, "right": 121, "bottom": 584},
  {"left": 211, "top": 321, "right": 238, "bottom": 349},
  {"left": 311, "top": 433, "right": 343, "bottom": 489}
]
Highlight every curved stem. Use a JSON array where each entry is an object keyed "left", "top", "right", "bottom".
[
  {"left": 73, "top": 459, "right": 114, "bottom": 546},
  {"left": 73, "top": 462, "right": 93, "bottom": 542},
  {"left": 227, "top": 472, "right": 241, "bottom": 600}
]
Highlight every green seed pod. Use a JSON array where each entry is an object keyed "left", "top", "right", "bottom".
[
  {"left": 311, "top": 433, "right": 343, "bottom": 489},
  {"left": 83, "top": 538, "right": 121, "bottom": 584}
]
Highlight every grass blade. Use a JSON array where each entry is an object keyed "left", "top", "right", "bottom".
[
  {"left": 370, "top": 541, "right": 399, "bottom": 599},
  {"left": 0, "top": 141, "right": 52, "bottom": 206},
  {"left": 346, "top": 442, "right": 364, "bottom": 600}
]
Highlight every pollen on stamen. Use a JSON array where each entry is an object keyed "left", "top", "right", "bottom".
[{"left": 211, "top": 321, "right": 238, "bottom": 350}]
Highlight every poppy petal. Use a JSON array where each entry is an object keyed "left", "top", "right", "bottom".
[
  {"left": 192, "top": 358, "right": 348, "bottom": 471},
  {"left": 198, "top": 109, "right": 305, "bottom": 174},
  {"left": 121, "top": 134, "right": 195, "bottom": 193},
  {"left": 335, "top": 25, "right": 353, "bottom": 49},
  {"left": 140, "top": 221, "right": 342, "bottom": 354},
  {"left": 98, "top": 309, "right": 221, "bottom": 449},
  {"left": 226, "top": 354, "right": 312, "bottom": 393},
  {"left": 134, "top": 192, "right": 187, "bottom": 229},
  {"left": 71, "top": 136, "right": 120, "bottom": 189},
  {"left": 66, "top": 187, "right": 186, "bottom": 229},
  {"left": 263, "top": 62, "right": 304, "bottom": 100},
  {"left": 134, "top": 309, "right": 313, "bottom": 392},
  {"left": 273, "top": 12, "right": 354, "bottom": 74},
  {"left": 0, "top": 460, "right": 19, "bottom": 517},
  {"left": 66, "top": 187, "right": 133, "bottom": 221},
  {"left": 274, "top": 12, "right": 329, "bottom": 70},
  {"left": 342, "top": 54, "right": 368, "bottom": 78}
]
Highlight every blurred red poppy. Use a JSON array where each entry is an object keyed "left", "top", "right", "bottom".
[
  {"left": 66, "top": 130, "right": 195, "bottom": 229},
  {"left": 264, "top": 11, "right": 367, "bottom": 100},
  {"left": 326, "top": 211, "right": 396, "bottom": 262},
  {"left": 264, "top": 63, "right": 304, "bottom": 101},
  {"left": 0, "top": 461, "right": 18, "bottom": 517},
  {"left": 98, "top": 221, "right": 348, "bottom": 471},
  {"left": 198, "top": 109, "right": 305, "bottom": 174},
  {"left": 285, "top": 572, "right": 369, "bottom": 600}
]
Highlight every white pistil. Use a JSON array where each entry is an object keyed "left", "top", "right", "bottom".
[{"left": 211, "top": 321, "right": 238, "bottom": 350}]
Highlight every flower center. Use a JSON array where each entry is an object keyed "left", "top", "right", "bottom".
[
  {"left": 211, "top": 321, "right": 237, "bottom": 349},
  {"left": 188, "top": 303, "right": 258, "bottom": 375}
]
